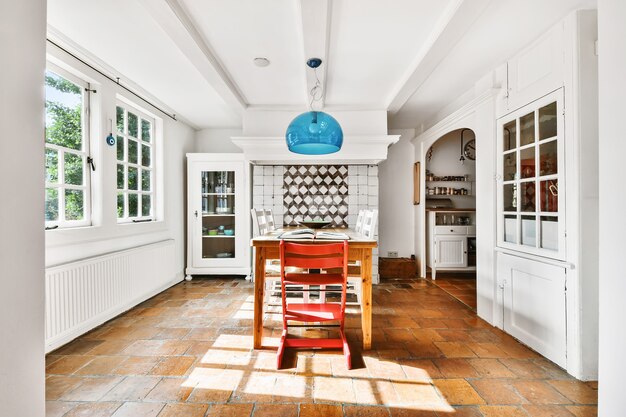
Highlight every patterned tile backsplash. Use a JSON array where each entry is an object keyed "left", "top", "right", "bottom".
[
  {"left": 252, "top": 164, "right": 379, "bottom": 280},
  {"left": 283, "top": 165, "right": 349, "bottom": 227}
]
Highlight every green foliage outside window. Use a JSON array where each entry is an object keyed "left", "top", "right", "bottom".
[{"left": 45, "top": 71, "right": 85, "bottom": 222}]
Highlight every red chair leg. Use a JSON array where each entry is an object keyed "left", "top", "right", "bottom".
[{"left": 277, "top": 329, "right": 287, "bottom": 369}]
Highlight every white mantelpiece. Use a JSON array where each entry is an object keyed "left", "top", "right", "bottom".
[{"left": 231, "top": 135, "right": 400, "bottom": 165}]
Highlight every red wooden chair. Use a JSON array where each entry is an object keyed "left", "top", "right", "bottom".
[{"left": 277, "top": 240, "right": 351, "bottom": 369}]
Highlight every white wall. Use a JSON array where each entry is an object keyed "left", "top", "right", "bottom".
[
  {"left": 196, "top": 128, "right": 243, "bottom": 153},
  {"left": 45, "top": 43, "right": 195, "bottom": 277},
  {"left": 0, "top": 1, "right": 46, "bottom": 416},
  {"left": 598, "top": 0, "right": 626, "bottom": 414},
  {"left": 378, "top": 129, "right": 416, "bottom": 258}
]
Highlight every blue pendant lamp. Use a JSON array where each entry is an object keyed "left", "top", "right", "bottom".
[{"left": 286, "top": 58, "right": 343, "bottom": 155}]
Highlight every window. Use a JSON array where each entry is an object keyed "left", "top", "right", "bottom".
[
  {"left": 116, "top": 101, "right": 155, "bottom": 222},
  {"left": 45, "top": 65, "right": 92, "bottom": 228},
  {"left": 497, "top": 90, "right": 564, "bottom": 258}
]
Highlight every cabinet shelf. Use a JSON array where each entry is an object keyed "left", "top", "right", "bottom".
[
  {"left": 202, "top": 235, "right": 235, "bottom": 238},
  {"left": 202, "top": 213, "right": 235, "bottom": 217},
  {"left": 426, "top": 180, "right": 474, "bottom": 183},
  {"left": 202, "top": 193, "right": 235, "bottom": 196}
]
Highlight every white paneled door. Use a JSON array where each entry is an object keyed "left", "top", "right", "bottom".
[{"left": 498, "top": 253, "right": 567, "bottom": 368}]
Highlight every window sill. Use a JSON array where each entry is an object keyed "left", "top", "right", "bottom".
[{"left": 45, "top": 219, "right": 168, "bottom": 249}]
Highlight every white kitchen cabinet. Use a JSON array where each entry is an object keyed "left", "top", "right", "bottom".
[
  {"left": 185, "top": 154, "right": 250, "bottom": 279},
  {"left": 426, "top": 210, "right": 476, "bottom": 279},
  {"left": 435, "top": 235, "right": 467, "bottom": 268}
]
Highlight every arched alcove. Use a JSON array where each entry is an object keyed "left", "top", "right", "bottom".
[{"left": 421, "top": 128, "right": 477, "bottom": 308}]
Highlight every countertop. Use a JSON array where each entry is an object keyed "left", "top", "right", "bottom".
[{"left": 425, "top": 208, "right": 476, "bottom": 212}]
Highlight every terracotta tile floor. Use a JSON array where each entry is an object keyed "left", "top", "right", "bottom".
[
  {"left": 426, "top": 272, "right": 477, "bottom": 311},
  {"left": 46, "top": 277, "right": 597, "bottom": 417}
]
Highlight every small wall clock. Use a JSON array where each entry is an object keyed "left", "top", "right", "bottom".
[{"left": 463, "top": 139, "right": 476, "bottom": 160}]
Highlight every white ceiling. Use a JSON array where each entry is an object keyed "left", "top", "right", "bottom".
[{"left": 47, "top": 0, "right": 597, "bottom": 130}]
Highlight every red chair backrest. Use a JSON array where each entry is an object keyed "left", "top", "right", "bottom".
[{"left": 280, "top": 241, "right": 348, "bottom": 271}]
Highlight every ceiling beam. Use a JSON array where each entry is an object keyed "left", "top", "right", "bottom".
[
  {"left": 137, "top": 0, "right": 247, "bottom": 116},
  {"left": 386, "top": 0, "right": 493, "bottom": 114},
  {"left": 299, "top": 0, "right": 332, "bottom": 108}
]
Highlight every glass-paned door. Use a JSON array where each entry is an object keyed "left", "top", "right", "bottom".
[
  {"left": 201, "top": 170, "right": 236, "bottom": 259},
  {"left": 191, "top": 162, "right": 244, "bottom": 267},
  {"left": 496, "top": 90, "right": 565, "bottom": 259}
]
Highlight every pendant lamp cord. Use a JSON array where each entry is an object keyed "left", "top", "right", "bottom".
[{"left": 309, "top": 67, "right": 323, "bottom": 111}]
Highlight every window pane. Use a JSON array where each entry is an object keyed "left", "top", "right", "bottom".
[
  {"left": 141, "top": 119, "right": 151, "bottom": 142},
  {"left": 503, "top": 120, "right": 516, "bottom": 152},
  {"left": 521, "top": 215, "right": 536, "bottom": 247},
  {"left": 141, "top": 169, "right": 151, "bottom": 191},
  {"left": 540, "top": 140, "right": 558, "bottom": 176},
  {"left": 503, "top": 152, "right": 516, "bottom": 181},
  {"left": 520, "top": 112, "right": 535, "bottom": 146},
  {"left": 45, "top": 148, "right": 58, "bottom": 183},
  {"left": 45, "top": 71, "right": 83, "bottom": 151},
  {"left": 503, "top": 183, "right": 517, "bottom": 212},
  {"left": 117, "top": 136, "right": 124, "bottom": 161},
  {"left": 539, "top": 102, "right": 557, "bottom": 140},
  {"left": 128, "top": 112, "right": 138, "bottom": 138},
  {"left": 64, "top": 153, "right": 83, "bottom": 186},
  {"left": 504, "top": 214, "right": 517, "bottom": 243},
  {"left": 520, "top": 147, "right": 535, "bottom": 178},
  {"left": 520, "top": 182, "right": 536, "bottom": 212},
  {"left": 142, "top": 195, "right": 151, "bottom": 217},
  {"left": 128, "top": 193, "right": 138, "bottom": 217},
  {"left": 117, "top": 193, "right": 125, "bottom": 218},
  {"left": 141, "top": 144, "right": 151, "bottom": 167},
  {"left": 65, "top": 189, "right": 84, "bottom": 220},
  {"left": 45, "top": 188, "right": 59, "bottom": 221},
  {"left": 128, "top": 139, "right": 138, "bottom": 164},
  {"left": 116, "top": 106, "right": 124, "bottom": 133},
  {"left": 540, "top": 180, "right": 558, "bottom": 212},
  {"left": 541, "top": 216, "right": 558, "bottom": 250},
  {"left": 117, "top": 164, "right": 125, "bottom": 189},
  {"left": 128, "top": 166, "right": 138, "bottom": 190}
]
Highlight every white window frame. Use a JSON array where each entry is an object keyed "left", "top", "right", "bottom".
[
  {"left": 115, "top": 99, "right": 157, "bottom": 223},
  {"left": 45, "top": 62, "right": 92, "bottom": 229},
  {"left": 496, "top": 89, "right": 566, "bottom": 260}
]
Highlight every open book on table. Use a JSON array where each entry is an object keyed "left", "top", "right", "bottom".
[{"left": 278, "top": 229, "right": 350, "bottom": 240}]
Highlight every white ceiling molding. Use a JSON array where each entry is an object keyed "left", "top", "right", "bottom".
[
  {"left": 386, "top": 0, "right": 492, "bottom": 114},
  {"left": 231, "top": 135, "right": 400, "bottom": 165},
  {"left": 299, "top": 0, "right": 332, "bottom": 108},
  {"left": 137, "top": 0, "right": 247, "bottom": 115}
]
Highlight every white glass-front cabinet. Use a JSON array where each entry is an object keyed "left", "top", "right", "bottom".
[
  {"left": 185, "top": 154, "right": 250, "bottom": 279},
  {"left": 496, "top": 90, "right": 565, "bottom": 259}
]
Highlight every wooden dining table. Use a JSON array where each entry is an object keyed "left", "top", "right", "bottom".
[{"left": 251, "top": 227, "right": 377, "bottom": 350}]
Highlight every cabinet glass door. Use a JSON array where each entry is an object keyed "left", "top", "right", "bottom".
[
  {"left": 199, "top": 170, "right": 236, "bottom": 259},
  {"left": 496, "top": 90, "right": 565, "bottom": 259}
]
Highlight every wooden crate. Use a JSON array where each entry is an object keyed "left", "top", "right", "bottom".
[{"left": 379, "top": 257, "right": 417, "bottom": 279}]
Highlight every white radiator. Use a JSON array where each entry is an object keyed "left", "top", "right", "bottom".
[{"left": 45, "top": 240, "right": 179, "bottom": 353}]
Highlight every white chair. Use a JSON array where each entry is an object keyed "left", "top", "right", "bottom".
[
  {"left": 251, "top": 208, "right": 274, "bottom": 236},
  {"left": 347, "top": 209, "right": 378, "bottom": 305},
  {"left": 251, "top": 208, "right": 310, "bottom": 304},
  {"left": 355, "top": 210, "right": 365, "bottom": 233},
  {"left": 361, "top": 209, "right": 378, "bottom": 239}
]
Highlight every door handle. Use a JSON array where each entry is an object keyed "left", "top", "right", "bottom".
[{"left": 194, "top": 210, "right": 198, "bottom": 218}]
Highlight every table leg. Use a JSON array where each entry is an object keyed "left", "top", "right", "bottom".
[
  {"left": 253, "top": 247, "right": 266, "bottom": 349},
  {"left": 360, "top": 248, "right": 372, "bottom": 350}
]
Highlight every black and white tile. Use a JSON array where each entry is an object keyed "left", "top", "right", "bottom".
[{"left": 282, "top": 165, "right": 348, "bottom": 227}]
